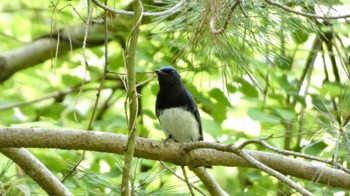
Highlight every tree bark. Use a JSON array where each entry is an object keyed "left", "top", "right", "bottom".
[
  {"left": 0, "top": 148, "right": 73, "bottom": 196},
  {"left": 0, "top": 17, "right": 128, "bottom": 83},
  {"left": 0, "top": 127, "right": 349, "bottom": 190}
]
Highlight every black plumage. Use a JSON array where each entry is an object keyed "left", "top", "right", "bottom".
[{"left": 155, "top": 66, "right": 203, "bottom": 142}]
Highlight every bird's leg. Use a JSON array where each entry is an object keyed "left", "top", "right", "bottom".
[{"left": 162, "top": 135, "right": 177, "bottom": 144}]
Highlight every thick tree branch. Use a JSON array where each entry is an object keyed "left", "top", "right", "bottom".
[
  {"left": 0, "top": 148, "right": 73, "bottom": 196},
  {"left": 0, "top": 127, "right": 349, "bottom": 190},
  {"left": 191, "top": 167, "right": 229, "bottom": 196},
  {"left": 0, "top": 38, "right": 70, "bottom": 83},
  {"left": 0, "top": 18, "right": 128, "bottom": 83}
]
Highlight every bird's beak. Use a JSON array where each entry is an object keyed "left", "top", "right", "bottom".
[{"left": 155, "top": 69, "right": 164, "bottom": 76}]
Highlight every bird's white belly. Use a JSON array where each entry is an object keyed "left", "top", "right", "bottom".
[{"left": 158, "top": 107, "right": 200, "bottom": 142}]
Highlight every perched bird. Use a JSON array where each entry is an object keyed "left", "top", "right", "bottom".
[{"left": 155, "top": 66, "right": 203, "bottom": 142}]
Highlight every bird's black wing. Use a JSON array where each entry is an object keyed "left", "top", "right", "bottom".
[
  {"left": 185, "top": 90, "right": 203, "bottom": 141},
  {"left": 155, "top": 97, "right": 162, "bottom": 118}
]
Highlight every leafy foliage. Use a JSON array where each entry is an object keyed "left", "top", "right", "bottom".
[{"left": 1, "top": 0, "right": 350, "bottom": 195}]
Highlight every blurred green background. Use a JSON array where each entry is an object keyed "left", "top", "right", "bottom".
[{"left": 1, "top": 0, "right": 350, "bottom": 195}]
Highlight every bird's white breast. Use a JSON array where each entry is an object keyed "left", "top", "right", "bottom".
[{"left": 158, "top": 107, "right": 200, "bottom": 142}]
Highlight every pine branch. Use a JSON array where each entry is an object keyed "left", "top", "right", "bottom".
[
  {"left": 0, "top": 148, "right": 73, "bottom": 196},
  {"left": 91, "top": 0, "right": 186, "bottom": 17},
  {"left": 1, "top": 127, "right": 350, "bottom": 190},
  {"left": 191, "top": 167, "right": 229, "bottom": 196},
  {"left": 264, "top": 0, "right": 350, "bottom": 19}
]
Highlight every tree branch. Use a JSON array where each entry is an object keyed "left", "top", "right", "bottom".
[
  {"left": 238, "top": 139, "right": 350, "bottom": 174},
  {"left": 91, "top": 0, "right": 186, "bottom": 17},
  {"left": 0, "top": 148, "right": 72, "bottom": 196},
  {"left": 185, "top": 142, "right": 314, "bottom": 195},
  {"left": 160, "top": 162, "right": 206, "bottom": 195},
  {"left": 210, "top": 0, "right": 240, "bottom": 34},
  {"left": 121, "top": 0, "right": 143, "bottom": 194},
  {"left": 0, "top": 127, "right": 349, "bottom": 190},
  {"left": 234, "top": 146, "right": 312, "bottom": 195},
  {"left": 0, "top": 16, "right": 128, "bottom": 83},
  {"left": 191, "top": 167, "right": 229, "bottom": 196},
  {"left": 0, "top": 38, "right": 70, "bottom": 83},
  {"left": 264, "top": 0, "right": 350, "bottom": 19},
  {"left": 0, "top": 85, "right": 119, "bottom": 112}
]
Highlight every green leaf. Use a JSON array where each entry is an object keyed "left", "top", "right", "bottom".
[
  {"left": 236, "top": 78, "right": 259, "bottom": 98},
  {"left": 290, "top": 18, "right": 309, "bottom": 44},
  {"left": 36, "top": 103, "right": 65, "bottom": 120},
  {"left": 275, "top": 74, "right": 298, "bottom": 95},
  {"left": 61, "top": 74, "right": 82, "bottom": 86},
  {"left": 108, "top": 47, "right": 124, "bottom": 70},
  {"left": 247, "top": 108, "right": 280, "bottom": 124},
  {"left": 274, "top": 55, "right": 292, "bottom": 70},
  {"left": 311, "top": 95, "right": 329, "bottom": 113},
  {"left": 292, "top": 28, "right": 309, "bottom": 44},
  {"left": 226, "top": 83, "right": 236, "bottom": 93},
  {"left": 320, "top": 82, "right": 341, "bottom": 97},
  {"left": 208, "top": 88, "right": 231, "bottom": 107},
  {"left": 202, "top": 118, "right": 222, "bottom": 137},
  {"left": 7, "top": 183, "right": 31, "bottom": 196},
  {"left": 143, "top": 109, "right": 157, "bottom": 120},
  {"left": 274, "top": 108, "right": 295, "bottom": 121},
  {"left": 187, "top": 85, "right": 228, "bottom": 123},
  {"left": 198, "top": 95, "right": 227, "bottom": 123},
  {"left": 303, "top": 140, "right": 327, "bottom": 156},
  {"left": 34, "top": 150, "right": 67, "bottom": 173}
]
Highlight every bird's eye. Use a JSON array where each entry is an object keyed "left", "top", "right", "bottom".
[{"left": 169, "top": 70, "right": 175, "bottom": 75}]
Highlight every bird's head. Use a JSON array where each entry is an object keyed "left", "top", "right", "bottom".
[{"left": 155, "top": 66, "right": 182, "bottom": 88}]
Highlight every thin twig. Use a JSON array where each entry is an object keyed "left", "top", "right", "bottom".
[
  {"left": 49, "top": 0, "right": 60, "bottom": 70},
  {"left": 238, "top": 2, "right": 248, "bottom": 17},
  {"left": 95, "top": 89, "right": 118, "bottom": 120},
  {"left": 181, "top": 166, "right": 195, "bottom": 196},
  {"left": 159, "top": 162, "right": 206, "bottom": 196},
  {"left": 73, "top": 0, "right": 92, "bottom": 122},
  {"left": 184, "top": 142, "right": 313, "bottom": 195},
  {"left": 0, "top": 86, "right": 80, "bottom": 111},
  {"left": 297, "top": 38, "right": 322, "bottom": 91},
  {"left": 210, "top": 0, "right": 240, "bottom": 34},
  {"left": 264, "top": 0, "right": 350, "bottom": 19},
  {"left": 233, "top": 147, "right": 314, "bottom": 196},
  {"left": 61, "top": 151, "right": 86, "bottom": 183},
  {"left": 86, "top": 0, "right": 110, "bottom": 131},
  {"left": 237, "top": 139, "right": 350, "bottom": 174},
  {"left": 91, "top": 0, "right": 186, "bottom": 17},
  {"left": 328, "top": 21, "right": 349, "bottom": 79},
  {"left": 63, "top": 0, "right": 93, "bottom": 182}
]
